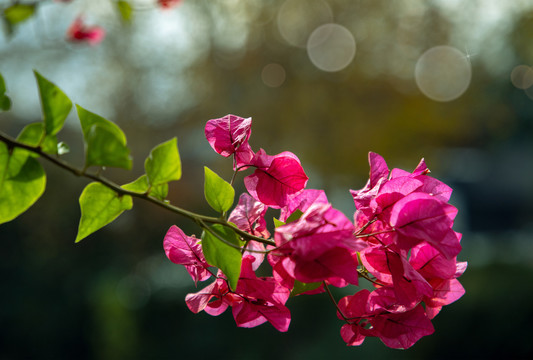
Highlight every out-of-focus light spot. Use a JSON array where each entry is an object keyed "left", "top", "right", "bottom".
[
  {"left": 510, "top": 65, "right": 533, "bottom": 90},
  {"left": 116, "top": 275, "right": 151, "bottom": 310},
  {"left": 261, "top": 63, "right": 286, "bottom": 87},
  {"left": 277, "top": 0, "right": 332, "bottom": 48},
  {"left": 306, "top": 24, "right": 356, "bottom": 72},
  {"left": 415, "top": 45, "right": 472, "bottom": 102}
]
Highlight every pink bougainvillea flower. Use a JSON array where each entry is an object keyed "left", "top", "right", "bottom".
[
  {"left": 186, "top": 256, "right": 291, "bottom": 332},
  {"left": 271, "top": 203, "right": 365, "bottom": 284},
  {"left": 338, "top": 289, "right": 434, "bottom": 349},
  {"left": 390, "top": 192, "right": 461, "bottom": 258},
  {"left": 228, "top": 193, "right": 269, "bottom": 239},
  {"left": 163, "top": 225, "right": 211, "bottom": 285},
  {"left": 244, "top": 149, "right": 308, "bottom": 208},
  {"left": 359, "top": 246, "right": 432, "bottom": 309},
  {"left": 66, "top": 16, "right": 105, "bottom": 46},
  {"left": 350, "top": 152, "right": 389, "bottom": 210},
  {"left": 279, "top": 188, "right": 329, "bottom": 222},
  {"left": 158, "top": 0, "right": 183, "bottom": 9},
  {"left": 205, "top": 114, "right": 254, "bottom": 169}
]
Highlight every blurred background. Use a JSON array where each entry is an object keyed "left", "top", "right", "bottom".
[{"left": 1, "top": 0, "right": 533, "bottom": 358}]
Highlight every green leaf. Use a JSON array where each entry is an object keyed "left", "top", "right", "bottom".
[
  {"left": 122, "top": 174, "right": 168, "bottom": 201},
  {"left": 34, "top": 71, "right": 72, "bottom": 136},
  {"left": 85, "top": 124, "right": 132, "bottom": 169},
  {"left": 274, "top": 209, "right": 304, "bottom": 228},
  {"left": 0, "top": 73, "right": 12, "bottom": 111},
  {"left": 77, "top": 105, "right": 132, "bottom": 170},
  {"left": 144, "top": 138, "right": 181, "bottom": 186},
  {"left": 291, "top": 280, "right": 322, "bottom": 297},
  {"left": 17, "top": 123, "right": 58, "bottom": 155},
  {"left": 0, "top": 73, "right": 6, "bottom": 94},
  {"left": 0, "top": 96, "right": 11, "bottom": 111},
  {"left": 201, "top": 224, "right": 243, "bottom": 291},
  {"left": 117, "top": 0, "right": 133, "bottom": 23},
  {"left": 286, "top": 209, "right": 304, "bottom": 223},
  {"left": 76, "top": 182, "right": 133, "bottom": 242},
  {"left": 204, "top": 166, "right": 234, "bottom": 213},
  {"left": 0, "top": 143, "right": 46, "bottom": 224},
  {"left": 273, "top": 217, "right": 285, "bottom": 228},
  {"left": 3, "top": 4, "right": 36, "bottom": 34}
]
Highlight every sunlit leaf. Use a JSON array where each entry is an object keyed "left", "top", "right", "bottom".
[
  {"left": 122, "top": 174, "right": 168, "bottom": 201},
  {"left": 0, "top": 142, "right": 46, "bottom": 224},
  {"left": 145, "top": 137, "right": 181, "bottom": 186},
  {"left": 201, "top": 224, "right": 243, "bottom": 291},
  {"left": 17, "top": 123, "right": 58, "bottom": 155},
  {"left": 34, "top": 71, "right": 72, "bottom": 136},
  {"left": 75, "top": 182, "right": 133, "bottom": 242},
  {"left": 117, "top": 0, "right": 133, "bottom": 23},
  {"left": 204, "top": 166, "right": 234, "bottom": 213},
  {"left": 77, "top": 105, "right": 132, "bottom": 169}
]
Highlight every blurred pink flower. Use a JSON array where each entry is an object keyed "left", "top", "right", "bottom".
[
  {"left": 158, "top": 0, "right": 183, "bottom": 9},
  {"left": 66, "top": 16, "right": 105, "bottom": 46}
]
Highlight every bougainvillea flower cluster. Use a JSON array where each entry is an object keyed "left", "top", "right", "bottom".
[{"left": 164, "top": 114, "right": 466, "bottom": 349}]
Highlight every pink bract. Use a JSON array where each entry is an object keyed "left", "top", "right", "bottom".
[
  {"left": 205, "top": 115, "right": 253, "bottom": 165},
  {"left": 244, "top": 149, "right": 308, "bottom": 208},
  {"left": 185, "top": 256, "right": 291, "bottom": 332},
  {"left": 163, "top": 225, "right": 211, "bottom": 285},
  {"left": 338, "top": 289, "right": 435, "bottom": 349},
  {"left": 228, "top": 193, "right": 269, "bottom": 239}
]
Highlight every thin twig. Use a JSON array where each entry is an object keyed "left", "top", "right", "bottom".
[{"left": 323, "top": 281, "right": 350, "bottom": 323}]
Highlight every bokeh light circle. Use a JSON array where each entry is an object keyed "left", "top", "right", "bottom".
[
  {"left": 415, "top": 46, "right": 472, "bottom": 102},
  {"left": 277, "top": 0, "right": 333, "bottom": 48},
  {"left": 261, "top": 63, "right": 286, "bottom": 87},
  {"left": 510, "top": 65, "right": 533, "bottom": 90},
  {"left": 306, "top": 24, "right": 356, "bottom": 72}
]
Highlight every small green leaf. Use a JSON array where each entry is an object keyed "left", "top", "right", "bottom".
[
  {"left": 122, "top": 175, "right": 149, "bottom": 193},
  {"left": 76, "top": 182, "right": 133, "bottom": 242},
  {"left": 57, "top": 141, "right": 70, "bottom": 155},
  {"left": 291, "top": 280, "right": 322, "bottom": 297},
  {"left": 122, "top": 174, "right": 168, "bottom": 200},
  {"left": 201, "top": 224, "right": 243, "bottom": 291},
  {"left": 3, "top": 4, "right": 36, "bottom": 33},
  {"left": 204, "top": 166, "right": 234, "bottom": 213},
  {"left": 0, "top": 73, "right": 12, "bottom": 111},
  {"left": 17, "top": 123, "right": 58, "bottom": 155},
  {"left": 273, "top": 217, "right": 285, "bottom": 228},
  {"left": 286, "top": 209, "right": 304, "bottom": 223},
  {"left": 0, "top": 73, "right": 6, "bottom": 94},
  {"left": 144, "top": 138, "right": 181, "bottom": 186},
  {"left": 0, "top": 96, "right": 11, "bottom": 111},
  {"left": 34, "top": 70, "right": 72, "bottom": 136},
  {"left": 117, "top": 0, "right": 133, "bottom": 23},
  {"left": 149, "top": 182, "right": 168, "bottom": 201},
  {"left": 77, "top": 105, "right": 132, "bottom": 170},
  {"left": 0, "top": 143, "right": 46, "bottom": 224}
]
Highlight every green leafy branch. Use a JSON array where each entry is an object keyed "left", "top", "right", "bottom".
[{"left": 0, "top": 71, "right": 275, "bottom": 253}]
